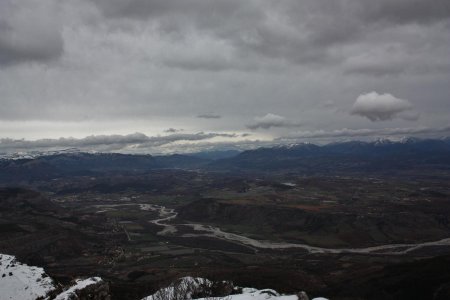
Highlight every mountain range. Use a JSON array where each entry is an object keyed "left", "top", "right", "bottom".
[{"left": 1, "top": 138, "right": 450, "bottom": 183}]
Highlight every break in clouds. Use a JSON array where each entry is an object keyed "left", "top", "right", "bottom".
[{"left": 0, "top": 0, "right": 449, "bottom": 153}]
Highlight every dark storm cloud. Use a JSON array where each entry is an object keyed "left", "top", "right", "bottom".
[
  {"left": 91, "top": 0, "right": 256, "bottom": 24},
  {"left": 91, "top": 0, "right": 450, "bottom": 68},
  {"left": 89, "top": 0, "right": 337, "bottom": 65},
  {"left": 0, "top": 1, "right": 63, "bottom": 65},
  {"left": 359, "top": 0, "right": 450, "bottom": 24},
  {"left": 0, "top": 132, "right": 237, "bottom": 153}
]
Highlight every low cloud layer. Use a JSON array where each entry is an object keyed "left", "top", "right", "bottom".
[
  {"left": 1, "top": 126, "right": 449, "bottom": 155},
  {"left": 279, "top": 126, "right": 450, "bottom": 141},
  {"left": 0, "top": 132, "right": 238, "bottom": 154},
  {"left": 351, "top": 92, "right": 416, "bottom": 122},
  {"left": 247, "top": 114, "right": 302, "bottom": 130}
]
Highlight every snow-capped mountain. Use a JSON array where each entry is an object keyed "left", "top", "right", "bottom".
[{"left": 0, "top": 148, "right": 82, "bottom": 160}]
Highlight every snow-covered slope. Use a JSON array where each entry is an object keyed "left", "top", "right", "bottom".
[
  {"left": 0, "top": 254, "right": 56, "bottom": 300},
  {"left": 0, "top": 253, "right": 104, "bottom": 300}
]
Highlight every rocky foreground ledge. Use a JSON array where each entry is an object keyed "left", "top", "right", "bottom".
[
  {"left": 0, "top": 253, "right": 327, "bottom": 300},
  {"left": 142, "top": 276, "right": 328, "bottom": 300}
]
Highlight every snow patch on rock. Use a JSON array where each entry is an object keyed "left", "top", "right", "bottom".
[
  {"left": 54, "top": 277, "right": 103, "bottom": 300},
  {"left": 143, "top": 277, "right": 211, "bottom": 300},
  {"left": 142, "top": 276, "right": 328, "bottom": 300},
  {"left": 196, "top": 287, "right": 328, "bottom": 300}
]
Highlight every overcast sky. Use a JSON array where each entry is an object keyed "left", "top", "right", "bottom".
[{"left": 0, "top": 0, "right": 449, "bottom": 154}]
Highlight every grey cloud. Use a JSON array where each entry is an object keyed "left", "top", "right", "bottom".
[
  {"left": 347, "top": 61, "right": 450, "bottom": 78},
  {"left": 92, "top": 0, "right": 450, "bottom": 26},
  {"left": 91, "top": 0, "right": 240, "bottom": 20},
  {"left": 397, "top": 111, "right": 420, "bottom": 122},
  {"left": 197, "top": 113, "right": 221, "bottom": 119},
  {"left": 89, "top": 0, "right": 337, "bottom": 65},
  {"left": 344, "top": 37, "right": 450, "bottom": 77},
  {"left": 91, "top": 0, "right": 450, "bottom": 67},
  {"left": 163, "top": 55, "right": 257, "bottom": 72},
  {"left": 0, "top": 0, "right": 448, "bottom": 143},
  {"left": 359, "top": 0, "right": 450, "bottom": 25},
  {"left": 279, "top": 126, "right": 450, "bottom": 141},
  {"left": 0, "top": 1, "right": 63, "bottom": 65},
  {"left": 322, "top": 100, "right": 335, "bottom": 108},
  {"left": 160, "top": 139, "right": 274, "bottom": 154},
  {"left": 0, "top": 132, "right": 148, "bottom": 152},
  {"left": 164, "top": 58, "right": 235, "bottom": 72},
  {"left": 345, "top": 62, "right": 408, "bottom": 77},
  {"left": 247, "top": 114, "right": 302, "bottom": 130},
  {"left": 351, "top": 92, "right": 416, "bottom": 122},
  {"left": 164, "top": 128, "right": 183, "bottom": 133}
]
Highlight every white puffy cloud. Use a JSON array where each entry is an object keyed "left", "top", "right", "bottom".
[
  {"left": 247, "top": 113, "right": 301, "bottom": 130},
  {"left": 351, "top": 92, "right": 416, "bottom": 121}
]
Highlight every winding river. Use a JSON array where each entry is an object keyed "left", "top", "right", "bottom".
[{"left": 105, "top": 203, "right": 450, "bottom": 255}]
